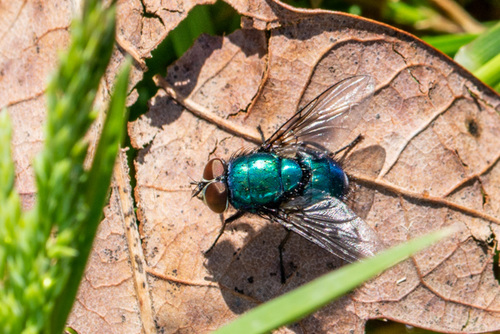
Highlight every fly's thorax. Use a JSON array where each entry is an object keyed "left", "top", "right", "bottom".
[
  {"left": 280, "top": 158, "right": 303, "bottom": 193},
  {"left": 300, "top": 155, "right": 348, "bottom": 200},
  {"left": 227, "top": 153, "right": 302, "bottom": 210}
]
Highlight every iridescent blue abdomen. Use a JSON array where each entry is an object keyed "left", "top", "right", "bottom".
[
  {"left": 227, "top": 153, "right": 302, "bottom": 211},
  {"left": 300, "top": 156, "right": 348, "bottom": 201}
]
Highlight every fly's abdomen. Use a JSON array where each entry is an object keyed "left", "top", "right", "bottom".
[
  {"left": 301, "top": 156, "right": 348, "bottom": 200},
  {"left": 227, "top": 153, "right": 302, "bottom": 210}
]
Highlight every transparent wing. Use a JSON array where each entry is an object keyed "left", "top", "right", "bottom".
[
  {"left": 261, "top": 75, "right": 375, "bottom": 153},
  {"left": 264, "top": 195, "right": 382, "bottom": 262}
]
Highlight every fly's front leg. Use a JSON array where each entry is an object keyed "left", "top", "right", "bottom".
[
  {"left": 204, "top": 210, "right": 245, "bottom": 254},
  {"left": 257, "top": 125, "right": 266, "bottom": 143},
  {"left": 278, "top": 230, "right": 292, "bottom": 284}
]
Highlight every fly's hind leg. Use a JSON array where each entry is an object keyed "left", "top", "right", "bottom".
[
  {"left": 204, "top": 210, "right": 245, "bottom": 254},
  {"left": 278, "top": 230, "right": 292, "bottom": 284},
  {"left": 333, "top": 134, "right": 363, "bottom": 163}
]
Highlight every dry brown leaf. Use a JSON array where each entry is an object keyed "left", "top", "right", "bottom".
[
  {"left": 1, "top": 1, "right": 71, "bottom": 208},
  {"left": 3, "top": 0, "right": 500, "bottom": 333},
  {"left": 129, "top": 1, "right": 500, "bottom": 333},
  {"left": 67, "top": 151, "right": 155, "bottom": 333}
]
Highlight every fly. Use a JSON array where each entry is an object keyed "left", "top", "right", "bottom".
[{"left": 192, "top": 75, "right": 382, "bottom": 283}]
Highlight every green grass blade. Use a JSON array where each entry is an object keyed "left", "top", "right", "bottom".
[
  {"left": 473, "top": 50, "right": 500, "bottom": 89},
  {"left": 0, "top": 110, "right": 22, "bottom": 309},
  {"left": 171, "top": 5, "right": 215, "bottom": 57},
  {"left": 215, "top": 227, "right": 455, "bottom": 334},
  {"left": 49, "top": 58, "right": 131, "bottom": 334},
  {"left": 454, "top": 21, "right": 500, "bottom": 73},
  {"left": 494, "top": 81, "right": 500, "bottom": 92},
  {"left": 422, "top": 33, "right": 478, "bottom": 57},
  {"left": 0, "top": 110, "right": 15, "bottom": 199},
  {"left": 85, "top": 58, "right": 131, "bottom": 235}
]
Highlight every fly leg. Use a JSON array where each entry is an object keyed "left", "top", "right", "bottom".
[
  {"left": 333, "top": 134, "right": 363, "bottom": 163},
  {"left": 278, "top": 230, "right": 292, "bottom": 284},
  {"left": 257, "top": 125, "right": 266, "bottom": 143},
  {"left": 204, "top": 210, "right": 245, "bottom": 254}
]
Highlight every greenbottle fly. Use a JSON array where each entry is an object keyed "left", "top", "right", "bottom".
[{"left": 192, "top": 76, "right": 381, "bottom": 282}]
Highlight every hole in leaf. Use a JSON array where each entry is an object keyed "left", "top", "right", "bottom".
[
  {"left": 129, "top": 0, "right": 241, "bottom": 122},
  {"left": 466, "top": 118, "right": 480, "bottom": 137}
]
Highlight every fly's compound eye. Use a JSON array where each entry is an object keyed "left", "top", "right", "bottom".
[
  {"left": 203, "top": 181, "right": 228, "bottom": 213},
  {"left": 203, "top": 158, "right": 226, "bottom": 181}
]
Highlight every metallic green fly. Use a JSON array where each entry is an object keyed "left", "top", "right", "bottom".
[{"left": 192, "top": 76, "right": 381, "bottom": 282}]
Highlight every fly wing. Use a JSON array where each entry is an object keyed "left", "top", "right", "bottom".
[
  {"left": 262, "top": 76, "right": 374, "bottom": 153},
  {"left": 265, "top": 195, "right": 382, "bottom": 262}
]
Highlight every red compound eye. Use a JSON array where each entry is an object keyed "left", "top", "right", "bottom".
[
  {"left": 203, "top": 182, "right": 228, "bottom": 213},
  {"left": 203, "top": 158, "right": 226, "bottom": 180}
]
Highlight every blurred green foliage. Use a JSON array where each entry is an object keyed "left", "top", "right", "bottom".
[{"left": 0, "top": 0, "right": 130, "bottom": 332}]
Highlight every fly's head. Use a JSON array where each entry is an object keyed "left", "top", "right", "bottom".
[{"left": 191, "top": 158, "right": 229, "bottom": 213}]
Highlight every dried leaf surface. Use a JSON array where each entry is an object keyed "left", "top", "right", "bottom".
[
  {"left": 3, "top": 0, "right": 500, "bottom": 333},
  {"left": 129, "top": 1, "right": 500, "bottom": 333},
  {"left": 67, "top": 151, "right": 154, "bottom": 333},
  {"left": 0, "top": 1, "right": 71, "bottom": 208}
]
